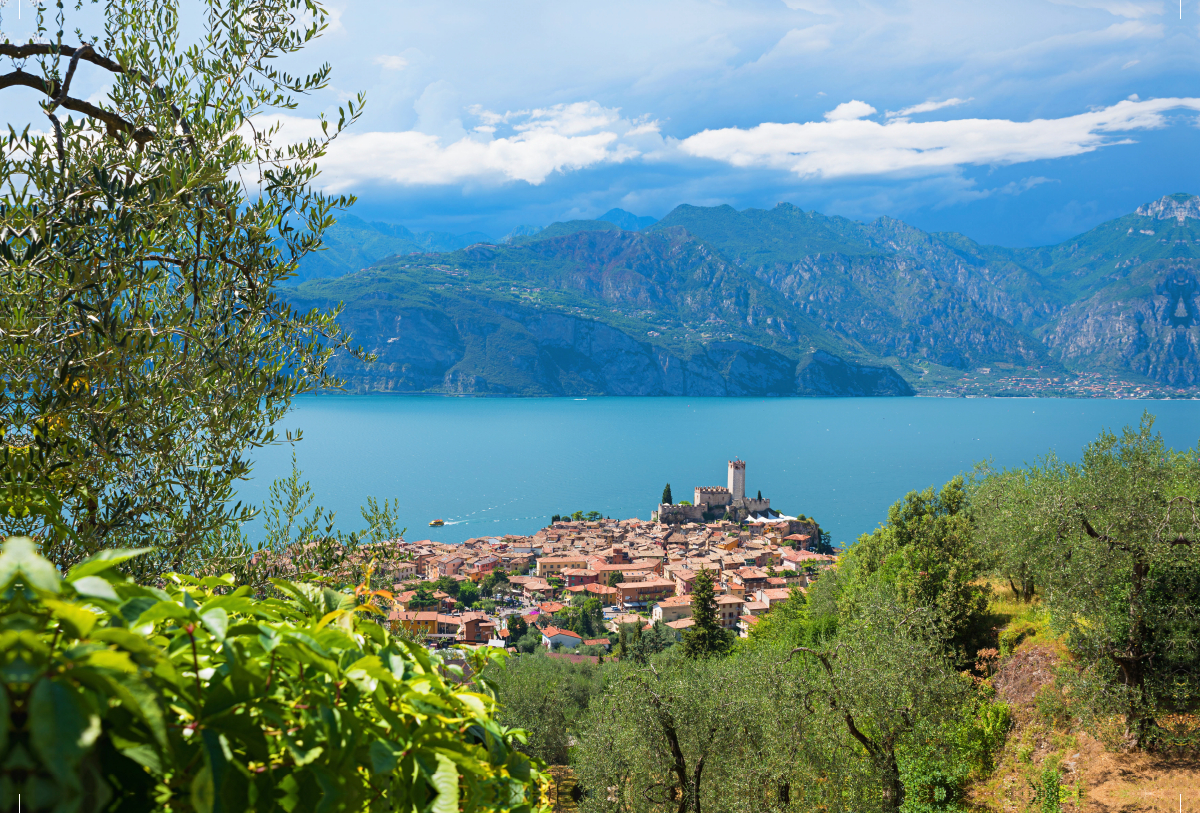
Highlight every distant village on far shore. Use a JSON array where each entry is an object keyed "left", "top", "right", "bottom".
[{"left": 351, "top": 460, "right": 836, "bottom": 657}]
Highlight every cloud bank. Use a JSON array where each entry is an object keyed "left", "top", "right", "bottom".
[
  {"left": 272, "top": 102, "right": 658, "bottom": 191},
  {"left": 678, "top": 97, "right": 1200, "bottom": 179},
  {"left": 283, "top": 96, "right": 1200, "bottom": 191}
]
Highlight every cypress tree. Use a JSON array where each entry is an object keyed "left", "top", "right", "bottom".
[
  {"left": 662, "top": 483, "right": 673, "bottom": 505},
  {"left": 682, "top": 569, "right": 733, "bottom": 658},
  {"left": 757, "top": 489, "right": 762, "bottom": 500}
]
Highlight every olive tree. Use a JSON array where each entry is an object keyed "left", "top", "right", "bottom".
[
  {"left": 574, "top": 653, "right": 751, "bottom": 813},
  {"left": 978, "top": 415, "right": 1200, "bottom": 746},
  {"left": 0, "top": 0, "right": 364, "bottom": 576},
  {"left": 970, "top": 463, "right": 1061, "bottom": 601},
  {"left": 789, "top": 590, "right": 969, "bottom": 812}
]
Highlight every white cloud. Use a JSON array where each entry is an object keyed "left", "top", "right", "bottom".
[
  {"left": 824, "top": 100, "right": 876, "bottom": 121},
  {"left": 265, "top": 102, "right": 657, "bottom": 190},
  {"left": 372, "top": 55, "right": 408, "bottom": 70},
  {"left": 1122, "top": 59, "right": 1140, "bottom": 68},
  {"left": 679, "top": 97, "right": 1200, "bottom": 179},
  {"left": 886, "top": 98, "right": 972, "bottom": 119},
  {"left": 1049, "top": 0, "right": 1163, "bottom": 18}
]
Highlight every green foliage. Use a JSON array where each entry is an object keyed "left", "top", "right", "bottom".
[
  {"left": 507, "top": 615, "right": 529, "bottom": 640},
  {"left": 661, "top": 484, "right": 673, "bottom": 505},
  {"left": 975, "top": 413, "right": 1200, "bottom": 746},
  {"left": 555, "top": 598, "right": 604, "bottom": 639},
  {"left": 490, "top": 655, "right": 610, "bottom": 765},
  {"left": 793, "top": 589, "right": 971, "bottom": 812},
  {"left": 840, "top": 476, "right": 989, "bottom": 665},
  {"left": 457, "top": 580, "right": 481, "bottom": 608},
  {"left": 1031, "top": 765, "right": 1064, "bottom": 813},
  {"left": 516, "top": 630, "right": 543, "bottom": 655},
  {"left": 681, "top": 569, "right": 733, "bottom": 659},
  {"left": 0, "top": 0, "right": 365, "bottom": 577},
  {"left": 481, "top": 569, "right": 509, "bottom": 597},
  {"left": 0, "top": 537, "right": 546, "bottom": 813},
  {"left": 998, "top": 620, "right": 1041, "bottom": 657}
]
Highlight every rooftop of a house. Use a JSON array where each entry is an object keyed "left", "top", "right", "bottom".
[{"left": 541, "top": 626, "right": 583, "bottom": 640}]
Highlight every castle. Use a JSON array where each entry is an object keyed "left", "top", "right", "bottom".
[{"left": 652, "top": 460, "right": 774, "bottom": 524}]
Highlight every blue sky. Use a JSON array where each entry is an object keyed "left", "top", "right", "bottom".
[{"left": 7, "top": 0, "right": 1200, "bottom": 246}]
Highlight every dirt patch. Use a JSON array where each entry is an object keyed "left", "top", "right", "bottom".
[
  {"left": 1084, "top": 746, "right": 1200, "bottom": 813},
  {"left": 993, "top": 643, "right": 1059, "bottom": 709}
]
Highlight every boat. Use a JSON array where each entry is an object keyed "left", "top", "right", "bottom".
[{"left": 428, "top": 518, "right": 445, "bottom": 527}]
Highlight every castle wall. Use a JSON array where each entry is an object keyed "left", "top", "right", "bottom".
[
  {"left": 694, "top": 486, "right": 732, "bottom": 508},
  {"left": 738, "top": 498, "right": 771, "bottom": 514}
]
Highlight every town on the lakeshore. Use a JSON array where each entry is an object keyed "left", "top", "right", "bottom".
[{"left": 369, "top": 460, "right": 836, "bottom": 658}]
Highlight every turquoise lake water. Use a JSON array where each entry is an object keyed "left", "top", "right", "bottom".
[{"left": 239, "top": 396, "right": 1200, "bottom": 547}]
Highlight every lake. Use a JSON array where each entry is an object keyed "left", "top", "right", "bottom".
[{"left": 239, "top": 395, "right": 1200, "bottom": 546}]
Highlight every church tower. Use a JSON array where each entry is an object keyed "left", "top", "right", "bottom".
[{"left": 727, "top": 459, "right": 746, "bottom": 501}]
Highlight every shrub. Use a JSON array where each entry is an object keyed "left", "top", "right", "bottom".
[
  {"left": 999, "top": 619, "right": 1041, "bottom": 657},
  {"left": 0, "top": 537, "right": 547, "bottom": 813}
]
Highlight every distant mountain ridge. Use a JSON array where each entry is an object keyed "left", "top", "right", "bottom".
[
  {"left": 293, "top": 215, "right": 491, "bottom": 283},
  {"left": 287, "top": 194, "right": 1200, "bottom": 395}
]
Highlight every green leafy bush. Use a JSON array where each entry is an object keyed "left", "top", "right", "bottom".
[
  {"left": 0, "top": 538, "right": 547, "bottom": 813},
  {"left": 998, "top": 620, "right": 1040, "bottom": 657}
]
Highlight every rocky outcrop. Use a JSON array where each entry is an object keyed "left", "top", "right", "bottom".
[
  {"left": 795, "top": 350, "right": 916, "bottom": 396},
  {"left": 1044, "top": 260, "right": 1200, "bottom": 387},
  {"left": 754, "top": 253, "right": 1046, "bottom": 369},
  {"left": 1136, "top": 193, "right": 1200, "bottom": 223}
]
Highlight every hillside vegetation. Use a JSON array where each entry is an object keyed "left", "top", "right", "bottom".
[
  {"left": 290, "top": 194, "right": 1200, "bottom": 396},
  {"left": 489, "top": 416, "right": 1199, "bottom": 813}
]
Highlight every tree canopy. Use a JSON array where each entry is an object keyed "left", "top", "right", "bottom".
[
  {"left": 973, "top": 413, "right": 1200, "bottom": 745},
  {"left": 0, "top": 0, "right": 364, "bottom": 578}
]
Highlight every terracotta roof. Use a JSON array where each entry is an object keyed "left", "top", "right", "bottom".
[
  {"left": 657, "top": 595, "right": 693, "bottom": 607},
  {"left": 542, "top": 626, "right": 583, "bottom": 640}
]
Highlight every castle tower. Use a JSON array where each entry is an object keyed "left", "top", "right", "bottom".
[{"left": 728, "top": 459, "right": 746, "bottom": 501}]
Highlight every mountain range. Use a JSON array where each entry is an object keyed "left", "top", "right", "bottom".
[{"left": 285, "top": 194, "right": 1200, "bottom": 397}]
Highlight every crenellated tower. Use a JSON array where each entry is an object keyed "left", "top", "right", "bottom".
[{"left": 727, "top": 459, "right": 746, "bottom": 501}]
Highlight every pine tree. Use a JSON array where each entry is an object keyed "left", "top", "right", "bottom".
[
  {"left": 682, "top": 569, "right": 733, "bottom": 658},
  {"left": 662, "top": 483, "right": 673, "bottom": 505},
  {"left": 757, "top": 489, "right": 762, "bottom": 500}
]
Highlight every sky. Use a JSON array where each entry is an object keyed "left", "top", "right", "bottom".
[{"left": 5, "top": 0, "right": 1200, "bottom": 246}]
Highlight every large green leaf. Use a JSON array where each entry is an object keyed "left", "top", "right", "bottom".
[
  {"left": 429, "top": 752, "right": 460, "bottom": 813},
  {"left": 0, "top": 537, "right": 61, "bottom": 593},
  {"left": 29, "top": 678, "right": 102, "bottom": 786}
]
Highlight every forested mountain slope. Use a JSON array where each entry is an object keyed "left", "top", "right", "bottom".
[{"left": 289, "top": 194, "right": 1200, "bottom": 395}]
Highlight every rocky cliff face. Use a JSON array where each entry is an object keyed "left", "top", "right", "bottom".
[
  {"left": 1044, "top": 260, "right": 1200, "bottom": 387},
  {"left": 317, "top": 299, "right": 910, "bottom": 397},
  {"left": 753, "top": 252, "right": 1045, "bottom": 370}
]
